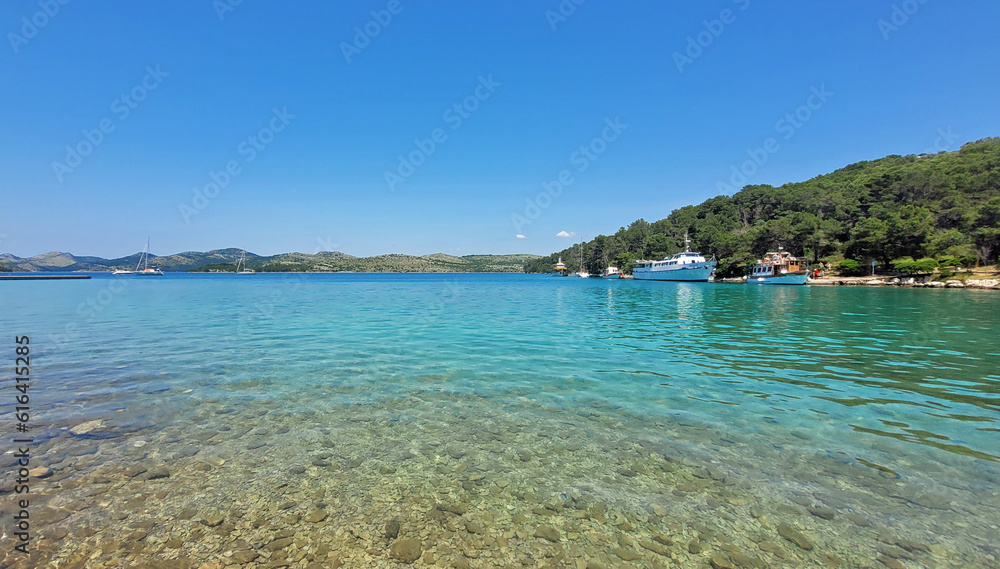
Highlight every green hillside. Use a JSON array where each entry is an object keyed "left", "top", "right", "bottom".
[
  {"left": 190, "top": 253, "right": 540, "bottom": 273},
  {"left": 0, "top": 249, "right": 539, "bottom": 273},
  {"left": 526, "top": 138, "right": 1000, "bottom": 277}
]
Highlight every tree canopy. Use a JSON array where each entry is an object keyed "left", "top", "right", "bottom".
[{"left": 525, "top": 138, "right": 1000, "bottom": 277}]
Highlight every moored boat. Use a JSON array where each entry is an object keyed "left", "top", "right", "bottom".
[
  {"left": 632, "top": 234, "right": 716, "bottom": 282},
  {"left": 236, "top": 248, "right": 255, "bottom": 274},
  {"left": 119, "top": 238, "right": 163, "bottom": 276},
  {"left": 574, "top": 241, "right": 589, "bottom": 277},
  {"left": 552, "top": 257, "right": 569, "bottom": 276},
  {"left": 746, "top": 249, "right": 808, "bottom": 285},
  {"left": 600, "top": 266, "right": 621, "bottom": 279}
]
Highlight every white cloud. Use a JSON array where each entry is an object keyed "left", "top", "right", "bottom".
[
  {"left": 556, "top": 231, "right": 577, "bottom": 238},
  {"left": 516, "top": 234, "right": 526, "bottom": 239}
]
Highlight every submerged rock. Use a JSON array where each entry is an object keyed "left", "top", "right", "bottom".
[
  {"left": 200, "top": 514, "right": 224, "bottom": 528},
  {"left": 28, "top": 466, "right": 54, "bottom": 479},
  {"left": 639, "top": 540, "right": 669, "bottom": 556},
  {"left": 710, "top": 552, "right": 735, "bottom": 569},
  {"left": 70, "top": 420, "right": 103, "bottom": 435},
  {"left": 304, "top": 509, "right": 327, "bottom": 523},
  {"left": 777, "top": 523, "right": 813, "bottom": 551},
  {"left": 232, "top": 550, "right": 259, "bottom": 563},
  {"left": 390, "top": 538, "right": 422, "bottom": 562},
  {"left": 534, "top": 526, "right": 561, "bottom": 542},
  {"left": 878, "top": 556, "right": 906, "bottom": 569},
  {"left": 808, "top": 505, "right": 836, "bottom": 520},
  {"left": 267, "top": 536, "right": 294, "bottom": 551},
  {"left": 613, "top": 547, "right": 640, "bottom": 561},
  {"left": 145, "top": 467, "right": 170, "bottom": 480},
  {"left": 123, "top": 465, "right": 147, "bottom": 478}
]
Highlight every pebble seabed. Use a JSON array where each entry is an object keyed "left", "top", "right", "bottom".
[{"left": 3, "top": 384, "right": 999, "bottom": 569}]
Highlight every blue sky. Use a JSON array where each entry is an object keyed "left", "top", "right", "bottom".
[{"left": 2, "top": 0, "right": 999, "bottom": 258}]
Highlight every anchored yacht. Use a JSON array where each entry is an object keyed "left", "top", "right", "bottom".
[{"left": 632, "top": 234, "right": 716, "bottom": 282}]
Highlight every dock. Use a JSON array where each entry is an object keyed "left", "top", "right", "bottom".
[{"left": 0, "top": 274, "right": 92, "bottom": 281}]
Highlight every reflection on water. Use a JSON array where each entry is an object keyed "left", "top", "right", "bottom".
[{"left": 0, "top": 274, "right": 998, "bottom": 568}]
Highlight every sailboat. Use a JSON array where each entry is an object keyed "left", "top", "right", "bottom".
[
  {"left": 134, "top": 238, "right": 164, "bottom": 276},
  {"left": 235, "top": 248, "right": 255, "bottom": 274},
  {"left": 575, "top": 241, "right": 590, "bottom": 278}
]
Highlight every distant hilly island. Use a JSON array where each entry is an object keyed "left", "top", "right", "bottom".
[{"left": 0, "top": 250, "right": 541, "bottom": 273}]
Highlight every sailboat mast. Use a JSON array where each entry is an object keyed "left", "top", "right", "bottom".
[{"left": 135, "top": 239, "right": 147, "bottom": 272}]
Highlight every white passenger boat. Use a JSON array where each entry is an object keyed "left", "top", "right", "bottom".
[
  {"left": 632, "top": 234, "right": 716, "bottom": 282},
  {"left": 746, "top": 249, "right": 808, "bottom": 285}
]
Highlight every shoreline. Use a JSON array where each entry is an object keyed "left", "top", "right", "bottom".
[
  {"left": 808, "top": 275, "right": 999, "bottom": 290},
  {"left": 715, "top": 273, "right": 1000, "bottom": 290}
]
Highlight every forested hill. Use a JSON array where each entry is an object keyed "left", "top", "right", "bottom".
[{"left": 525, "top": 138, "right": 1000, "bottom": 277}]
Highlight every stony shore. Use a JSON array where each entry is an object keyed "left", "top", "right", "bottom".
[
  {"left": 716, "top": 275, "right": 999, "bottom": 289},
  {"left": 810, "top": 276, "right": 999, "bottom": 289}
]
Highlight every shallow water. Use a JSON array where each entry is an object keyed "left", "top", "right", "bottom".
[{"left": 1, "top": 273, "right": 998, "bottom": 568}]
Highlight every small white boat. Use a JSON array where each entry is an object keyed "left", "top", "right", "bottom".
[
  {"left": 575, "top": 241, "right": 589, "bottom": 277},
  {"left": 236, "top": 249, "right": 255, "bottom": 274},
  {"left": 600, "top": 266, "right": 621, "bottom": 279},
  {"left": 746, "top": 249, "right": 808, "bottom": 285},
  {"left": 133, "top": 238, "right": 164, "bottom": 276},
  {"left": 112, "top": 268, "right": 134, "bottom": 275},
  {"left": 632, "top": 234, "right": 716, "bottom": 282}
]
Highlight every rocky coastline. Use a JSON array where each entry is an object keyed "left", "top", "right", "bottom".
[
  {"left": 715, "top": 275, "right": 999, "bottom": 290},
  {"left": 809, "top": 276, "right": 999, "bottom": 289}
]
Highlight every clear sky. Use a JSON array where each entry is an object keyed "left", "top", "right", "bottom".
[{"left": 3, "top": 0, "right": 999, "bottom": 258}]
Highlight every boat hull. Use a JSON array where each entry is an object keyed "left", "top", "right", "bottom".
[
  {"left": 746, "top": 273, "right": 808, "bottom": 285},
  {"left": 633, "top": 262, "right": 716, "bottom": 282}
]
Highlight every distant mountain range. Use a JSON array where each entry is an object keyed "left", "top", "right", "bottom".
[{"left": 0, "top": 249, "right": 541, "bottom": 273}]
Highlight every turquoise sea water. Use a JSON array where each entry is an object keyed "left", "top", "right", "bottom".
[{"left": 2, "top": 273, "right": 999, "bottom": 568}]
